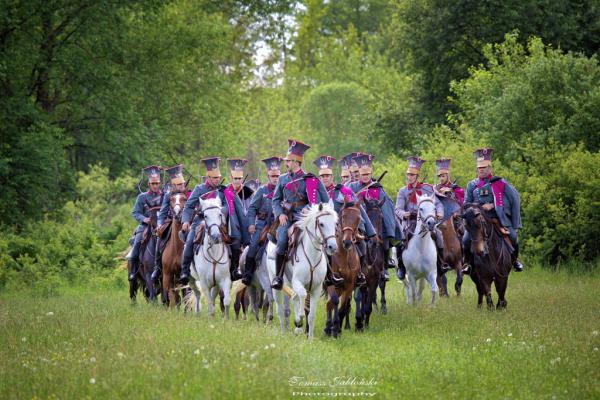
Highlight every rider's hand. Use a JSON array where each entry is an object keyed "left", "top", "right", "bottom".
[
  {"left": 248, "top": 225, "right": 256, "bottom": 234},
  {"left": 143, "top": 217, "right": 151, "bottom": 224},
  {"left": 279, "top": 214, "right": 288, "bottom": 226},
  {"left": 403, "top": 212, "right": 411, "bottom": 219},
  {"left": 182, "top": 222, "right": 191, "bottom": 232},
  {"left": 482, "top": 203, "right": 494, "bottom": 211}
]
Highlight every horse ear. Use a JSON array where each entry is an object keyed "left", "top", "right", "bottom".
[
  {"left": 416, "top": 193, "right": 422, "bottom": 203},
  {"left": 319, "top": 202, "right": 323, "bottom": 211},
  {"left": 199, "top": 198, "right": 205, "bottom": 210},
  {"left": 328, "top": 199, "right": 334, "bottom": 210}
]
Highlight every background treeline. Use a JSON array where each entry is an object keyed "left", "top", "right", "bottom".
[{"left": 1, "top": 0, "right": 599, "bottom": 290}]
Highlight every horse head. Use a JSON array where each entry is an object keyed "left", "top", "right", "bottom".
[
  {"left": 417, "top": 194, "right": 436, "bottom": 232},
  {"left": 340, "top": 203, "right": 361, "bottom": 250},
  {"left": 200, "top": 196, "right": 223, "bottom": 244},
  {"left": 170, "top": 191, "right": 188, "bottom": 219},
  {"left": 463, "top": 204, "right": 487, "bottom": 255},
  {"left": 301, "top": 202, "right": 338, "bottom": 255}
]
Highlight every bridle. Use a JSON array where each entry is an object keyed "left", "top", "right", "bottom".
[
  {"left": 417, "top": 197, "right": 436, "bottom": 238},
  {"left": 340, "top": 206, "right": 361, "bottom": 243}
]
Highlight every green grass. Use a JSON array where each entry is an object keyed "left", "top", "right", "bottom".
[{"left": 1, "top": 267, "right": 599, "bottom": 399}]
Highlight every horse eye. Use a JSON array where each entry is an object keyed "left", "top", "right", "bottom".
[{"left": 320, "top": 223, "right": 324, "bottom": 227}]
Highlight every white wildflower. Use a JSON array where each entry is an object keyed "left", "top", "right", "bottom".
[{"left": 89, "top": 378, "right": 96, "bottom": 384}]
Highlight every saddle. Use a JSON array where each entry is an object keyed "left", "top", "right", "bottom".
[
  {"left": 491, "top": 217, "right": 514, "bottom": 249},
  {"left": 193, "top": 223, "right": 232, "bottom": 245},
  {"left": 156, "top": 220, "right": 172, "bottom": 239},
  {"left": 285, "top": 225, "right": 303, "bottom": 265},
  {"left": 141, "top": 225, "right": 153, "bottom": 245}
]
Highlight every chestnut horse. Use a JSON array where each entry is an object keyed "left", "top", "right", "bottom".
[
  {"left": 161, "top": 192, "right": 187, "bottom": 308},
  {"left": 463, "top": 204, "right": 514, "bottom": 310},
  {"left": 324, "top": 204, "right": 361, "bottom": 338}
]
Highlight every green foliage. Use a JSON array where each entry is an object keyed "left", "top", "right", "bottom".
[
  {"left": 0, "top": 165, "right": 136, "bottom": 290},
  {"left": 451, "top": 34, "right": 600, "bottom": 162}
]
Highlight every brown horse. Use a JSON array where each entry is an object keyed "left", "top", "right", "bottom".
[
  {"left": 355, "top": 201, "right": 385, "bottom": 331},
  {"left": 436, "top": 214, "right": 464, "bottom": 296},
  {"left": 161, "top": 192, "right": 187, "bottom": 308},
  {"left": 324, "top": 205, "right": 362, "bottom": 338},
  {"left": 463, "top": 204, "right": 514, "bottom": 310}
]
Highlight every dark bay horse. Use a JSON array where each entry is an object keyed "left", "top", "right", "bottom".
[
  {"left": 437, "top": 214, "right": 464, "bottom": 296},
  {"left": 324, "top": 204, "right": 361, "bottom": 338},
  {"left": 130, "top": 207, "right": 160, "bottom": 302},
  {"left": 355, "top": 201, "right": 385, "bottom": 331},
  {"left": 463, "top": 204, "right": 514, "bottom": 310},
  {"left": 161, "top": 192, "right": 187, "bottom": 308}
]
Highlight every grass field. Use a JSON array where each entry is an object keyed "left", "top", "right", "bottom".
[{"left": 1, "top": 267, "right": 599, "bottom": 399}]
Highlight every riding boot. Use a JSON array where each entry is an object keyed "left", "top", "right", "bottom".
[
  {"left": 395, "top": 244, "right": 406, "bottom": 280},
  {"left": 230, "top": 247, "right": 243, "bottom": 281},
  {"left": 179, "top": 242, "right": 194, "bottom": 285},
  {"left": 513, "top": 242, "right": 524, "bottom": 272},
  {"left": 271, "top": 254, "right": 286, "bottom": 289},
  {"left": 151, "top": 242, "right": 162, "bottom": 283},
  {"left": 461, "top": 247, "right": 473, "bottom": 275},
  {"left": 325, "top": 255, "right": 344, "bottom": 288},
  {"left": 128, "top": 258, "right": 139, "bottom": 282},
  {"left": 355, "top": 254, "right": 367, "bottom": 287},
  {"left": 437, "top": 248, "right": 451, "bottom": 273},
  {"left": 242, "top": 256, "right": 256, "bottom": 286}
]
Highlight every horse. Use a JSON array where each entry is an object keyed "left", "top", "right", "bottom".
[
  {"left": 436, "top": 213, "right": 464, "bottom": 296},
  {"left": 324, "top": 204, "right": 362, "bottom": 338},
  {"left": 237, "top": 246, "right": 282, "bottom": 323},
  {"left": 355, "top": 200, "right": 386, "bottom": 331},
  {"left": 161, "top": 191, "right": 187, "bottom": 308},
  {"left": 463, "top": 204, "right": 514, "bottom": 310},
  {"left": 266, "top": 202, "right": 338, "bottom": 338},
  {"left": 190, "top": 197, "right": 232, "bottom": 318},
  {"left": 129, "top": 207, "right": 160, "bottom": 302},
  {"left": 402, "top": 194, "right": 439, "bottom": 305}
]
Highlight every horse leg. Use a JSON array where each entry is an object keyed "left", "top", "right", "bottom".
[
  {"left": 495, "top": 277, "right": 508, "bottom": 310},
  {"left": 354, "top": 287, "right": 364, "bottom": 332},
  {"left": 455, "top": 268, "right": 463, "bottom": 296},
  {"left": 234, "top": 289, "right": 243, "bottom": 320},
  {"left": 273, "top": 288, "right": 286, "bottom": 334},
  {"left": 436, "top": 273, "right": 448, "bottom": 297},
  {"left": 292, "top": 279, "right": 306, "bottom": 335},
  {"left": 331, "top": 290, "right": 341, "bottom": 338},
  {"left": 344, "top": 298, "right": 352, "bottom": 330},
  {"left": 482, "top": 279, "right": 494, "bottom": 311},
  {"left": 379, "top": 279, "right": 387, "bottom": 315},
  {"left": 220, "top": 279, "right": 231, "bottom": 320},
  {"left": 427, "top": 271, "right": 439, "bottom": 305},
  {"left": 365, "top": 286, "right": 374, "bottom": 328},
  {"left": 404, "top": 274, "right": 411, "bottom": 305},
  {"left": 284, "top": 294, "right": 291, "bottom": 331},
  {"left": 307, "top": 289, "right": 319, "bottom": 339},
  {"left": 252, "top": 287, "right": 260, "bottom": 321},
  {"left": 324, "top": 287, "right": 334, "bottom": 337},
  {"left": 193, "top": 284, "right": 202, "bottom": 315},
  {"left": 417, "top": 277, "right": 425, "bottom": 303}
]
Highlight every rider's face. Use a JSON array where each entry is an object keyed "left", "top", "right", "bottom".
[
  {"left": 208, "top": 176, "right": 221, "bottom": 187},
  {"left": 406, "top": 173, "right": 417, "bottom": 185},
  {"left": 231, "top": 175, "right": 243, "bottom": 190},
  {"left": 320, "top": 174, "right": 333, "bottom": 187},
  {"left": 148, "top": 179, "right": 161, "bottom": 192},
  {"left": 438, "top": 173, "right": 449, "bottom": 185},
  {"left": 173, "top": 183, "right": 185, "bottom": 192},
  {"left": 477, "top": 165, "right": 491, "bottom": 179},
  {"left": 352, "top": 170, "right": 360, "bottom": 180},
  {"left": 360, "top": 172, "right": 372, "bottom": 184},
  {"left": 340, "top": 174, "right": 350, "bottom": 184},
  {"left": 268, "top": 173, "right": 279, "bottom": 186}
]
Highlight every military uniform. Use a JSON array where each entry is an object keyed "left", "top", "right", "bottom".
[
  {"left": 227, "top": 159, "right": 254, "bottom": 213},
  {"left": 151, "top": 164, "right": 186, "bottom": 282},
  {"left": 462, "top": 148, "right": 523, "bottom": 271},
  {"left": 129, "top": 166, "right": 163, "bottom": 281},
  {"left": 242, "top": 157, "right": 282, "bottom": 285},
  {"left": 271, "top": 139, "right": 331, "bottom": 289},
  {"left": 179, "top": 157, "right": 249, "bottom": 284},
  {"left": 316, "top": 155, "right": 377, "bottom": 287},
  {"left": 349, "top": 154, "right": 400, "bottom": 281}
]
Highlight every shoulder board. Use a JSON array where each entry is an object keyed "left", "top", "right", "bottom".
[
  {"left": 490, "top": 176, "right": 503, "bottom": 183},
  {"left": 303, "top": 172, "right": 316, "bottom": 179}
]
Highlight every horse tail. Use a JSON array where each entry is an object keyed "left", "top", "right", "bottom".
[
  {"left": 183, "top": 289, "right": 197, "bottom": 311},
  {"left": 231, "top": 280, "right": 245, "bottom": 298}
]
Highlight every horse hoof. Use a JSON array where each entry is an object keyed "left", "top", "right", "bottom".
[
  {"left": 294, "top": 327, "right": 303, "bottom": 335},
  {"left": 381, "top": 307, "right": 387, "bottom": 315}
]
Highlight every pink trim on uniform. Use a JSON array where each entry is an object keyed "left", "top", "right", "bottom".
[
  {"left": 223, "top": 186, "right": 236, "bottom": 213},
  {"left": 454, "top": 186, "right": 465, "bottom": 204},
  {"left": 339, "top": 185, "right": 354, "bottom": 202},
  {"left": 305, "top": 176, "right": 320, "bottom": 205},
  {"left": 490, "top": 180, "right": 505, "bottom": 207}
]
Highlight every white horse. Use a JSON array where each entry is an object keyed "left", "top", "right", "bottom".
[
  {"left": 190, "top": 197, "right": 231, "bottom": 318},
  {"left": 402, "top": 194, "right": 439, "bottom": 305},
  {"left": 236, "top": 247, "right": 291, "bottom": 323},
  {"left": 267, "top": 202, "right": 338, "bottom": 338}
]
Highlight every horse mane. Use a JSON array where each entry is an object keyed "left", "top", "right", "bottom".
[{"left": 295, "top": 202, "right": 338, "bottom": 230}]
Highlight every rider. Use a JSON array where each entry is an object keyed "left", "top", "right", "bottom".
[
  {"left": 178, "top": 157, "right": 249, "bottom": 285},
  {"left": 349, "top": 153, "right": 399, "bottom": 281},
  {"left": 242, "top": 157, "right": 282, "bottom": 286},
  {"left": 394, "top": 156, "right": 447, "bottom": 280},
  {"left": 151, "top": 164, "right": 187, "bottom": 283},
  {"left": 462, "top": 148, "right": 523, "bottom": 273},
  {"left": 339, "top": 154, "right": 352, "bottom": 186},
  {"left": 314, "top": 155, "right": 377, "bottom": 287},
  {"left": 129, "top": 165, "right": 163, "bottom": 282},
  {"left": 347, "top": 152, "right": 362, "bottom": 183},
  {"left": 271, "top": 139, "right": 341, "bottom": 290},
  {"left": 434, "top": 158, "right": 465, "bottom": 235},
  {"left": 227, "top": 158, "right": 255, "bottom": 213}
]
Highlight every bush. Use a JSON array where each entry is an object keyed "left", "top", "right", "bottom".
[{"left": 0, "top": 165, "right": 137, "bottom": 290}]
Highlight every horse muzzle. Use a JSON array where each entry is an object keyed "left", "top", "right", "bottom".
[{"left": 325, "top": 239, "right": 338, "bottom": 255}]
